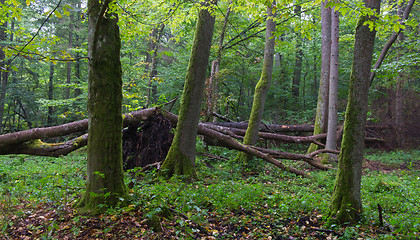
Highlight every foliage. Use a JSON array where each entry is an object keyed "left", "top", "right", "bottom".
[{"left": 0, "top": 149, "right": 419, "bottom": 238}]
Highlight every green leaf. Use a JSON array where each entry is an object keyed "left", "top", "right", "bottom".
[
  {"left": 54, "top": 11, "right": 62, "bottom": 19},
  {"left": 10, "top": 65, "right": 18, "bottom": 72}
]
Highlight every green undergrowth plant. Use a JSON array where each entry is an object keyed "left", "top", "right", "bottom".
[{"left": 0, "top": 149, "right": 418, "bottom": 238}]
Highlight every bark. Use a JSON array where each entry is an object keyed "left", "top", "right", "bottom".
[
  {"left": 328, "top": 0, "right": 380, "bottom": 225},
  {"left": 202, "top": 123, "right": 326, "bottom": 146},
  {"left": 235, "top": 1, "right": 276, "bottom": 165},
  {"left": 308, "top": 0, "right": 331, "bottom": 154},
  {"left": 204, "top": 0, "right": 232, "bottom": 122},
  {"left": 292, "top": 5, "right": 302, "bottom": 99},
  {"left": 161, "top": 0, "right": 216, "bottom": 179},
  {"left": 146, "top": 24, "right": 165, "bottom": 107},
  {"left": 0, "top": 108, "right": 158, "bottom": 156},
  {"left": 0, "top": 13, "right": 8, "bottom": 132},
  {"left": 74, "top": 0, "right": 127, "bottom": 214},
  {"left": 65, "top": 12, "right": 73, "bottom": 100},
  {"left": 323, "top": 7, "right": 339, "bottom": 163},
  {"left": 206, "top": 122, "right": 315, "bottom": 132},
  {"left": 163, "top": 111, "right": 312, "bottom": 178},
  {"left": 47, "top": 62, "right": 54, "bottom": 126}
]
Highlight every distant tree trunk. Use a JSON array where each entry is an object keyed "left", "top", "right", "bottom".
[
  {"left": 328, "top": 0, "right": 380, "bottom": 225},
  {"left": 323, "top": 7, "right": 339, "bottom": 163},
  {"left": 394, "top": 2, "right": 407, "bottom": 148},
  {"left": 74, "top": 0, "right": 127, "bottom": 214},
  {"left": 47, "top": 62, "right": 54, "bottom": 126},
  {"left": 0, "top": 12, "right": 8, "bottom": 132},
  {"left": 292, "top": 5, "right": 302, "bottom": 100},
  {"left": 307, "top": 0, "right": 331, "bottom": 154},
  {"left": 73, "top": 0, "right": 82, "bottom": 98},
  {"left": 234, "top": 1, "right": 276, "bottom": 166},
  {"left": 65, "top": 13, "right": 73, "bottom": 100},
  {"left": 205, "top": 0, "right": 232, "bottom": 122},
  {"left": 146, "top": 24, "right": 165, "bottom": 107},
  {"left": 160, "top": 0, "right": 216, "bottom": 179}
]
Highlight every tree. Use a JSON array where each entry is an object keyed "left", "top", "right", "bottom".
[
  {"left": 160, "top": 0, "right": 216, "bottom": 179},
  {"left": 74, "top": 0, "right": 127, "bottom": 213},
  {"left": 328, "top": 0, "right": 381, "bottom": 224},
  {"left": 234, "top": 1, "right": 276, "bottom": 166},
  {"left": 291, "top": 4, "right": 302, "bottom": 100},
  {"left": 307, "top": 0, "right": 331, "bottom": 154},
  {"left": 323, "top": 6, "right": 339, "bottom": 163}
]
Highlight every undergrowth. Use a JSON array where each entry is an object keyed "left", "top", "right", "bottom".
[{"left": 0, "top": 148, "right": 419, "bottom": 239}]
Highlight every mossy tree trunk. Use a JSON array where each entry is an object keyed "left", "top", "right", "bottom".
[
  {"left": 234, "top": 1, "right": 276, "bottom": 166},
  {"left": 328, "top": 0, "right": 380, "bottom": 225},
  {"left": 160, "top": 0, "right": 216, "bottom": 179},
  {"left": 307, "top": 0, "right": 331, "bottom": 154},
  {"left": 74, "top": 0, "right": 127, "bottom": 214}
]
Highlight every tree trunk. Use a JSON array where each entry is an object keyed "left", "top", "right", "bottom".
[
  {"left": 292, "top": 5, "right": 302, "bottom": 100},
  {"left": 323, "top": 7, "right": 339, "bottom": 163},
  {"left": 74, "top": 0, "right": 127, "bottom": 214},
  {"left": 328, "top": 0, "right": 380, "bottom": 225},
  {"left": 160, "top": 0, "right": 216, "bottom": 179},
  {"left": 234, "top": 1, "right": 276, "bottom": 166},
  {"left": 47, "top": 62, "right": 54, "bottom": 126},
  {"left": 204, "top": 0, "right": 232, "bottom": 122},
  {"left": 0, "top": 13, "right": 8, "bottom": 133},
  {"left": 307, "top": 0, "right": 331, "bottom": 154},
  {"left": 146, "top": 24, "right": 165, "bottom": 107},
  {"left": 65, "top": 13, "right": 73, "bottom": 100}
]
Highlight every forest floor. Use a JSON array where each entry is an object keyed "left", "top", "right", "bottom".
[{"left": 1, "top": 147, "right": 419, "bottom": 239}]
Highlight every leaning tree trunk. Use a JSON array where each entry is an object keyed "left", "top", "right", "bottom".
[
  {"left": 160, "top": 0, "right": 216, "bottom": 179},
  {"left": 328, "top": 0, "right": 380, "bottom": 225},
  {"left": 307, "top": 0, "right": 331, "bottom": 154},
  {"left": 74, "top": 0, "right": 127, "bottom": 214},
  {"left": 234, "top": 1, "right": 276, "bottom": 166}
]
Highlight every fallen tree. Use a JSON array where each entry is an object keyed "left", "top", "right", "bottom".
[{"left": 0, "top": 107, "right": 343, "bottom": 177}]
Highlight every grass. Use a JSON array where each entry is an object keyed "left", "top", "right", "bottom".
[{"left": 0, "top": 147, "right": 419, "bottom": 239}]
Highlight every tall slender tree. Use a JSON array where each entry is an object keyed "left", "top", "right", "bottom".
[
  {"left": 74, "top": 0, "right": 127, "bottom": 213},
  {"left": 234, "top": 1, "right": 276, "bottom": 166},
  {"left": 323, "top": 7, "right": 339, "bottom": 163},
  {"left": 328, "top": 0, "right": 381, "bottom": 224},
  {"left": 160, "top": 0, "right": 216, "bottom": 179},
  {"left": 307, "top": 0, "right": 331, "bottom": 154}
]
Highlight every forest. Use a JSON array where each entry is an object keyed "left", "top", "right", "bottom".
[{"left": 0, "top": 0, "right": 419, "bottom": 239}]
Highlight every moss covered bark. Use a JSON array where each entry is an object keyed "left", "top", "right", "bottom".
[
  {"left": 74, "top": 0, "right": 127, "bottom": 214},
  {"left": 160, "top": 0, "right": 216, "bottom": 180},
  {"left": 235, "top": 2, "right": 276, "bottom": 166},
  {"left": 328, "top": 0, "right": 380, "bottom": 225}
]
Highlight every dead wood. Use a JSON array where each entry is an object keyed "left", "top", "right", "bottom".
[
  {"left": 162, "top": 110, "right": 312, "bottom": 178},
  {"left": 122, "top": 113, "right": 173, "bottom": 170},
  {"left": 0, "top": 108, "right": 158, "bottom": 157},
  {"left": 205, "top": 122, "right": 315, "bottom": 133},
  {"left": 202, "top": 123, "right": 326, "bottom": 146}
]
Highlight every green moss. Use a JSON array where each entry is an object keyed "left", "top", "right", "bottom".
[{"left": 160, "top": 142, "right": 197, "bottom": 180}]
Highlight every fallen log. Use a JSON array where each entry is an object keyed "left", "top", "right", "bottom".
[
  {"left": 0, "top": 108, "right": 333, "bottom": 177},
  {"left": 0, "top": 108, "right": 158, "bottom": 156},
  {"left": 202, "top": 123, "right": 326, "bottom": 146},
  {"left": 162, "top": 110, "right": 316, "bottom": 178},
  {"left": 205, "top": 122, "right": 315, "bottom": 133}
]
